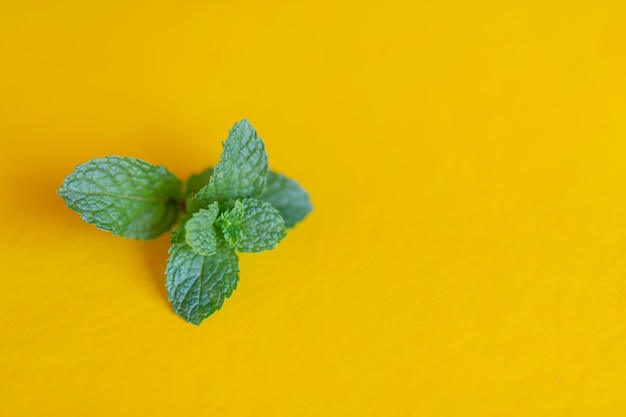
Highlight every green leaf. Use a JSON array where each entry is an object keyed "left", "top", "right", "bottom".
[
  {"left": 166, "top": 241, "right": 239, "bottom": 325},
  {"left": 190, "top": 119, "right": 268, "bottom": 211},
  {"left": 216, "top": 200, "right": 245, "bottom": 247},
  {"left": 185, "top": 167, "right": 213, "bottom": 197},
  {"left": 184, "top": 203, "right": 220, "bottom": 256},
  {"left": 260, "top": 171, "right": 313, "bottom": 228},
  {"left": 57, "top": 156, "right": 184, "bottom": 240},
  {"left": 220, "top": 198, "right": 286, "bottom": 253}
]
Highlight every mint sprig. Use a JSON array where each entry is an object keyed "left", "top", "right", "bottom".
[{"left": 58, "top": 119, "right": 312, "bottom": 325}]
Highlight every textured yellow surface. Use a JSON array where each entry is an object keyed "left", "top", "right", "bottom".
[{"left": 1, "top": 1, "right": 626, "bottom": 415}]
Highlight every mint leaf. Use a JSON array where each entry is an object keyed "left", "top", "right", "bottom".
[
  {"left": 57, "top": 156, "right": 184, "bottom": 240},
  {"left": 260, "top": 171, "right": 312, "bottom": 228},
  {"left": 222, "top": 198, "right": 286, "bottom": 253},
  {"left": 216, "top": 200, "right": 245, "bottom": 247},
  {"left": 184, "top": 203, "right": 220, "bottom": 256},
  {"left": 166, "top": 241, "right": 239, "bottom": 325},
  {"left": 190, "top": 120, "right": 268, "bottom": 211},
  {"left": 185, "top": 167, "right": 213, "bottom": 197}
]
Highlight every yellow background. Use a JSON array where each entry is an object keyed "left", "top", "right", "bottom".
[{"left": 1, "top": 1, "right": 626, "bottom": 415}]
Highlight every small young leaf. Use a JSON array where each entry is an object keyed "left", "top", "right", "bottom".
[
  {"left": 170, "top": 213, "right": 190, "bottom": 245},
  {"left": 57, "top": 156, "right": 184, "bottom": 240},
  {"left": 222, "top": 198, "right": 286, "bottom": 253},
  {"left": 185, "top": 203, "right": 220, "bottom": 256},
  {"left": 166, "top": 241, "right": 239, "bottom": 325},
  {"left": 190, "top": 120, "right": 268, "bottom": 211},
  {"left": 260, "top": 171, "right": 313, "bottom": 228},
  {"left": 216, "top": 200, "right": 245, "bottom": 247}
]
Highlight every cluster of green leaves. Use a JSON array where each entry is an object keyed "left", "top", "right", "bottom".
[{"left": 57, "top": 119, "right": 312, "bottom": 325}]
